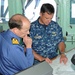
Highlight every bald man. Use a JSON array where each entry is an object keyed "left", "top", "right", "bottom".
[{"left": 0, "top": 14, "right": 34, "bottom": 75}]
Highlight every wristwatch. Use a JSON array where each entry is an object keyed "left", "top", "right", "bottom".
[{"left": 60, "top": 52, "right": 66, "bottom": 55}]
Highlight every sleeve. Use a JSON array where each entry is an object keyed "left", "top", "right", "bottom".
[
  {"left": 30, "top": 22, "right": 36, "bottom": 39},
  {"left": 9, "top": 46, "right": 34, "bottom": 70},
  {"left": 29, "top": 24, "right": 34, "bottom": 38},
  {"left": 57, "top": 24, "right": 64, "bottom": 44}
]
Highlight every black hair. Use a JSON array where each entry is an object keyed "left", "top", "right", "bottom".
[{"left": 40, "top": 3, "right": 55, "bottom": 14}]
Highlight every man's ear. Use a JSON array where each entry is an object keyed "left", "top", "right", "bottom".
[
  {"left": 40, "top": 12, "right": 42, "bottom": 16},
  {"left": 12, "top": 28, "right": 18, "bottom": 33}
]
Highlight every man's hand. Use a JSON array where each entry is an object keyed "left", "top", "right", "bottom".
[
  {"left": 60, "top": 54, "right": 68, "bottom": 64},
  {"left": 32, "top": 50, "right": 52, "bottom": 64},
  {"left": 23, "top": 35, "right": 32, "bottom": 48},
  {"left": 45, "top": 57, "right": 52, "bottom": 63}
]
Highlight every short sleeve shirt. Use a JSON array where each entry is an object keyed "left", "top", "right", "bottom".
[{"left": 30, "top": 19, "right": 64, "bottom": 58}]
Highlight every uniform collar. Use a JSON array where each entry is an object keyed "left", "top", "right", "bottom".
[{"left": 7, "top": 29, "right": 21, "bottom": 42}]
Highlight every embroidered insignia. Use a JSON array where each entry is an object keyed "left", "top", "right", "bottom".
[
  {"left": 11, "top": 38, "right": 19, "bottom": 44},
  {"left": 34, "top": 34, "right": 42, "bottom": 39},
  {"left": 52, "top": 32, "right": 56, "bottom": 36}
]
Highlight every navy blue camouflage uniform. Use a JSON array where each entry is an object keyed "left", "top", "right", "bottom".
[{"left": 30, "top": 18, "right": 64, "bottom": 64}]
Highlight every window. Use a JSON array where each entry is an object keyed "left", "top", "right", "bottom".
[
  {"left": 70, "top": 0, "right": 75, "bottom": 24},
  {"left": 0, "top": 0, "right": 9, "bottom": 23},
  {"left": 24, "top": 0, "right": 56, "bottom": 22}
]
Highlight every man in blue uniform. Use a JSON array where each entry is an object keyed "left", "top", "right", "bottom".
[
  {"left": 30, "top": 3, "right": 67, "bottom": 64},
  {"left": 0, "top": 14, "right": 34, "bottom": 75}
]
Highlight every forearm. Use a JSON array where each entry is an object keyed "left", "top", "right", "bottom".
[
  {"left": 58, "top": 42, "right": 66, "bottom": 54},
  {"left": 59, "top": 42, "right": 68, "bottom": 64},
  {"left": 32, "top": 50, "right": 45, "bottom": 61}
]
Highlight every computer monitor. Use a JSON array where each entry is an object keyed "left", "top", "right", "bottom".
[{"left": 15, "top": 61, "right": 53, "bottom": 75}]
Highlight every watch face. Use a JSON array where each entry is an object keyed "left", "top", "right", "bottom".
[{"left": 71, "top": 54, "right": 75, "bottom": 65}]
